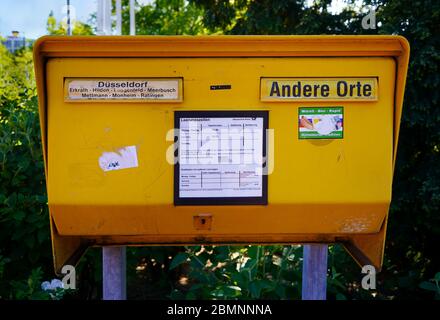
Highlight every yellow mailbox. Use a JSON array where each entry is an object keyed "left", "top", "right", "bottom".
[{"left": 34, "top": 36, "right": 409, "bottom": 273}]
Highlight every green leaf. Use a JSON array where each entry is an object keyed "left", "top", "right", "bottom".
[
  {"left": 11, "top": 227, "right": 27, "bottom": 241},
  {"left": 330, "top": 278, "right": 347, "bottom": 290},
  {"left": 232, "top": 272, "right": 248, "bottom": 287},
  {"left": 169, "top": 252, "right": 189, "bottom": 270},
  {"left": 211, "top": 285, "right": 241, "bottom": 299},
  {"left": 419, "top": 281, "right": 438, "bottom": 292},
  {"left": 186, "top": 291, "right": 197, "bottom": 300},
  {"left": 249, "top": 281, "right": 262, "bottom": 298},
  {"left": 13, "top": 210, "right": 26, "bottom": 221},
  {"left": 275, "top": 284, "right": 287, "bottom": 299},
  {"left": 226, "top": 285, "right": 242, "bottom": 292},
  {"left": 188, "top": 283, "right": 204, "bottom": 292},
  {"left": 24, "top": 234, "right": 35, "bottom": 249},
  {"left": 26, "top": 213, "right": 42, "bottom": 224},
  {"left": 168, "top": 289, "right": 185, "bottom": 300},
  {"left": 336, "top": 293, "right": 347, "bottom": 300},
  {"left": 37, "top": 228, "right": 48, "bottom": 244},
  {"left": 247, "top": 246, "right": 259, "bottom": 259}
]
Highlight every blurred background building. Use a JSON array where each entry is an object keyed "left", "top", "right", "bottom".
[{"left": 2, "top": 31, "right": 32, "bottom": 53}]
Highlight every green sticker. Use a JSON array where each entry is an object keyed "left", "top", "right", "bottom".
[{"left": 298, "top": 107, "right": 344, "bottom": 139}]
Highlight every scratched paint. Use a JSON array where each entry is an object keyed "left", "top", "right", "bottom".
[{"left": 339, "top": 217, "right": 372, "bottom": 233}]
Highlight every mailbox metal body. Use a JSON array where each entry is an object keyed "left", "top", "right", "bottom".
[{"left": 33, "top": 36, "right": 409, "bottom": 273}]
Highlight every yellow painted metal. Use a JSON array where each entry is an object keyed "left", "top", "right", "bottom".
[{"left": 33, "top": 36, "right": 409, "bottom": 274}]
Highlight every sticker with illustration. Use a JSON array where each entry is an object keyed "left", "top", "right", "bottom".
[{"left": 298, "top": 107, "right": 343, "bottom": 139}]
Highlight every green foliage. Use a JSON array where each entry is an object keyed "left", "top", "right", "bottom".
[
  {"left": 125, "top": 246, "right": 181, "bottom": 299},
  {"left": 9, "top": 267, "right": 51, "bottom": 300},
  {"left": 190, "top": 0, "right": 359, "bottom": 34},
  {"left": 0, "top": 11, "right": 95, "bottom": 300},
  {"left": 169, "top": 252, "right": 190, "bottom": 270},
  {"left": 121, "top": 0, "right": 207, "bottom": 35},
  {"left": 9, "top": 267, "right": 72, "bottom": 300},
  {"left": 167, "top": 245, "right": 302, "bottom": 300},
  {"left": 0, "top": 44, "right": 53, "bottom": 299},
  {"left": 47, "top": 10, "right": 94, "bottom": 35},
  {"left": 419, "top": 272, "right": 440, "bottom": 300}
]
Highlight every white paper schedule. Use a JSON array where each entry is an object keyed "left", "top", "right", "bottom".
[{"left": 178, "top": 115, "right": 265, "bottom": 199}]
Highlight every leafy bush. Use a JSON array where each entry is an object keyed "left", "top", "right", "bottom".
[
  {"left": 9, "top": 267, "right": 51, "bottom": 300},
  {"left": 0, "top": 44, "right": 52, "bottom": 299},
  {"left": 419, "top": 272, "right": 440, "bottom": 300},
  {"left": 167, "top": 245, "right": 302, "bottom": 300}
]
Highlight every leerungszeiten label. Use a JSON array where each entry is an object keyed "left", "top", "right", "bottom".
[
  {"left": 65, "top": 78, "right": 182, "bottom": 102},
  {"left": 179, "top": 116, "right": 264, "bottom": 199}
]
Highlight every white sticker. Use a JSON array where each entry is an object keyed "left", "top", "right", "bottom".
[{"left": 99, "top": 146, "right": 138, "bottom": 172}]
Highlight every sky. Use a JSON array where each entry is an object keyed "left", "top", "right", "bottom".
[
  {"left": 0, "top": 0, "right": 350, "bottom": 40},
  {"left": 0, "top": 0, "right": 97, "bottom": 39}
]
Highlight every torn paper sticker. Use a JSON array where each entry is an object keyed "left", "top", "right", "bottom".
[{"left": 99, "top": 146, "right": 138, "bottom": 172}]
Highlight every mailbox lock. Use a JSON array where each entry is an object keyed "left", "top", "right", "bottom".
[{"left": 193, "top": 214, "right": 212, "bottom": 230}]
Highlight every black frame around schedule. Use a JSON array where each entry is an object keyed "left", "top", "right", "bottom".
[{"left": 174, "top": 110, "right": 268, "bottom": 206}]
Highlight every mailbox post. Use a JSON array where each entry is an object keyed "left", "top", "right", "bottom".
[
  {"left": 102, "top": 246, "right": 126, "bottom": 300},
  {"left": 34, "top": 36, "right": 409, "bottom": 299}
]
